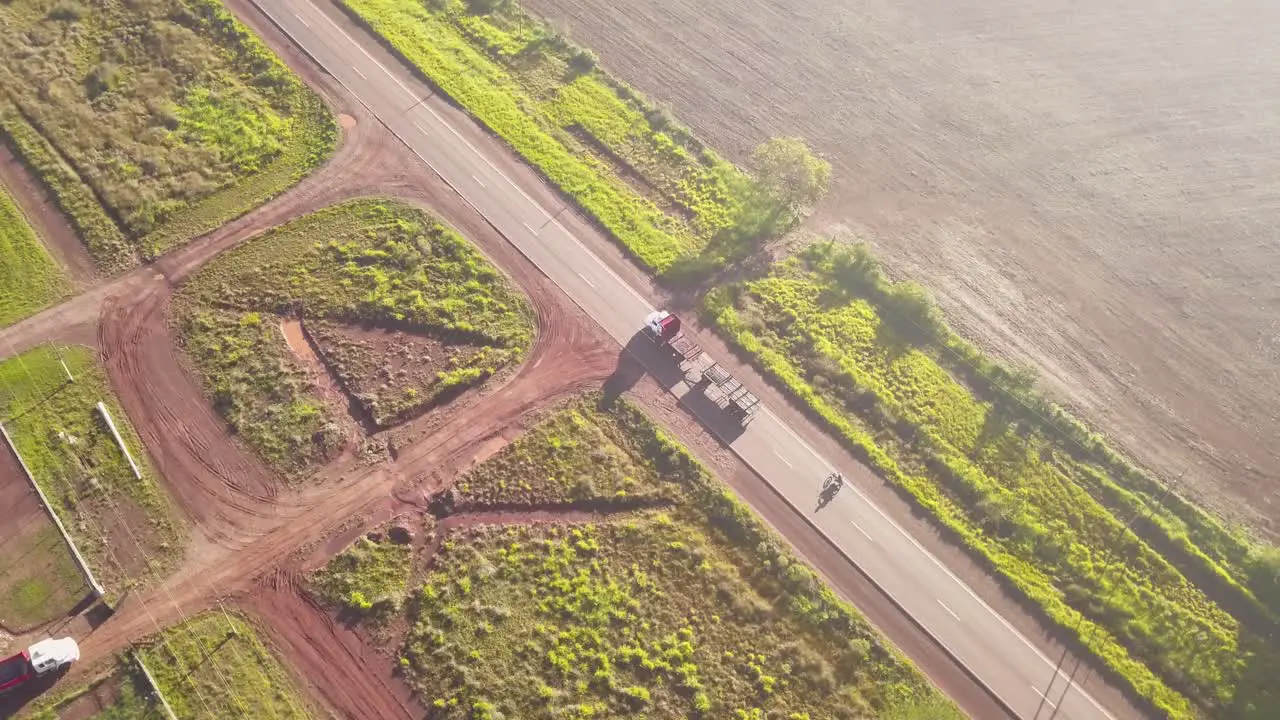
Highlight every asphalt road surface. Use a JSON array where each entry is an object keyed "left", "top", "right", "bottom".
[{"left": 258, "top": 2, "right": 1118, "bottom": 717}]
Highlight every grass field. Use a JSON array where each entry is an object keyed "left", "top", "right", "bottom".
[
  {"left": 310, "top": 531, "right": 413, "bottom": 616},
  {"left": 315, "top": 396, "right": 957, "bottom": 719},
  {"left": 0, "top": 0, "right": 336, "bottom": 271},
  {"left": 0, "top": 344, "right": 184, "bottom": 593},
  {"left": 705, "top": 245, "right": 1280, "bottom": 719},
  {"left": 0, "top": 182, "right": 71, "bottom": 327},
  {"left": 175, "top": 199, "right": 533, "bottom": 475},
  {"left": 341, "top": 0, "right": 772, "bottom": 274},
  {"left": 138, "top": 612, "right": 311, "bottom": 720},
  {"left": 0, "top": 526, "right": 83, "bottom": 630}
]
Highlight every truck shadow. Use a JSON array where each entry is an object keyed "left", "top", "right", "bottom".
[
  {"left": 0, "top": 665, "right": 64, "bottom": 716},
  {"left": 676, "top": 384, "right": 748, "bottom": 444},
  {"left": 604, "top": 335, "right": 748, "bottom": 444}
]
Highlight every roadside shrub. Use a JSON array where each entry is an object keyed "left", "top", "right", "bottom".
[
  {"left": 567, "top": 48, "right": 598, "bottom": 76},
  {"left": 47, "top": 1, "right": 85, "bottom": 21}
]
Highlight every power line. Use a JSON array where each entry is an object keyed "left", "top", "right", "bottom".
[
  {"left": 0, "top": 340, "right": 232, "bottom": 718},
  {"left": 61, "top": 339, "right": 307, "bottom": 719}
]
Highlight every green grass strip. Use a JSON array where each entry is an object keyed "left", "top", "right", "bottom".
[
  {"left": 0, "top": 344, "right": 184, "bottom": 592},
  {"left": 0, "top": 181, "right": 71, "bottom": 327},
  {"left": 139, "top": 612, "right": 310, "bottom": 719},
  {"left": 0, "top": 87, "right": 134, "bottom": 273},
  {"left": 342, "top": 0, "right": 697, "bottom": 272},
  {"left": 705, "top": 288, "right": 1196, "bottom": 719},
  {"left": 137, "top": 0, "right": 338, "bottom": 258}
]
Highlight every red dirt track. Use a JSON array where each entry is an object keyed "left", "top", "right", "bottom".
[
  {"left": 243, "top": 570, "right": 424, "bottom": 720},
  {"left": 0, "top": 1, "right": 1045, "bottom": 718}
]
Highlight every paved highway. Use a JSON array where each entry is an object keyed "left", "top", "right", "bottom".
[{"left": 258, "top": 2, "right": 1116, "bottom": 717}]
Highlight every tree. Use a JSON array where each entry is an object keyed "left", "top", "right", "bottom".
[{"left": 749, "top": 137, "right": 832, "bottom": 226}]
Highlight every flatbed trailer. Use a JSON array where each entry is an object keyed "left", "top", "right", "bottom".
[
  {"left": 643, "top": 311, "right": 761, "bottom": 426},
  {"left": 696, "top": 363, "right": 760, "bottom": 425}
]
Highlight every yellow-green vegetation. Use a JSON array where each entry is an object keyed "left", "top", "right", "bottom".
[
  {"left": 138, "top": 612, "right": 310, "bottom": 719},
  {"left": 0, "top": 182, "right": 71, "bottom": 327},
  {"left": 311, "top": 533, "right": 413, "bottom": 617},
  {"left": 0, "top": 344, "right": 183, "bottom": 591},
  {"left": 453, "top": 406, "right": 681, "bottom": 509},
  {"left": 175, "top": 199, "right": 533, "bottom": 475},
  {"left": 706, "top": 244, "right": 1280, "bottom": 719},
  {"left": 24, "top": 662, "right": 165, "bottom": 720},
  {"left": 320, "top": 396, "right": 957, "bottom": 719},
  {"left": 341, "top": 0, "right": 824, "bottom": 276},
  {"left": 0, "top": 0, "right": 336, "bottom": 270},
  {"left": 0, "top": 526, "right": 83, "bottom": 630}
]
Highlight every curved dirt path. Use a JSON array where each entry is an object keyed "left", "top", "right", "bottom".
[{"left": 0, "top": 2, "right": 1029, "bottom": 717}]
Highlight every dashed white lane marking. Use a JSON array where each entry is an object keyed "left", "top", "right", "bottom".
[
  {"left": 937, "top": 598, "right": 961, "bottom": 621},
  {"left": 353, "top": 67, "right": 366, "bottom": 80},
  {"left": 1033, "top": 686, "right": 1059, "bottom": 709},
  {"left": 294, "top": 13, "right": 309, "bottom": 27},
  {"left": 772, "top": 450, "right": 792, "bottom": 467},
  {"left": 522, "top": 221, "right": 539, "bottom": 236},
  {"left": 576, "top": 272, "right": 596, "bottom": 289},
  {"left": 274, "top": 6, "right": 1118, "bottom": 718},
  {"left": 850, "top": 521, "right": 872, "bottom": 541},
  {"left": 472, "top": 175, "right": 486, "bottom": 189},
  {"left": 413, "top": 121, "right": 430, "bottom": 136}
]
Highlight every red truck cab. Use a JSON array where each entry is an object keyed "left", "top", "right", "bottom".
[{"left": 0, "top": 638, "right": 79, "bottom": 693}]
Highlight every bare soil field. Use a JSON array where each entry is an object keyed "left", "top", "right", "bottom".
[
  {"left": 525, "top": 0, "right": 1280, "bottom": 540},
  {"left": 0, "top": 442, "right": 86, "bottom": 633},
  {"left": 0, "top": 1, "right": 1133, "bottom": 716}
]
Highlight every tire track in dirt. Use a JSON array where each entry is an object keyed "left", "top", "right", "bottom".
[
  {"left": 97, "top": 284, "right": 279, "bottom": 547},
  {"left": 242, "top": 569, "right": 424, "bottom": 720}
]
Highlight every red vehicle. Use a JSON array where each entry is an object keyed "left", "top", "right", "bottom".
[
  {"left": 0, "top": 638, "right": 79, "bottom": 693},
  {"left": 643, "top": 311, "right": 762, "bottom": 426},
  {"left": 644, "top": 311, "right": 704, "bottom": 363}
]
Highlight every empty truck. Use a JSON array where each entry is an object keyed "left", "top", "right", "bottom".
[
  {"left": 0, "top": 638, "right": 79, "bottom": 693},
  {"left": 643, "top": 310, "right": 761, "bottom": 425}
]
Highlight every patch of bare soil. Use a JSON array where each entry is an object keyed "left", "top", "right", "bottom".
[
  {"left": 281, "top": 318, "right": 368, "bottom": 448},
  {"left": 525, "top": 0, "right": 1280, "bottom": 539},
  {"left": 54, "top": 672, "right": 124, "bottom": 720},
  {"left": 306, "top": 319, "right": 488, "bottom": 426},
  {"left": 243, "top": 571, "right": 424, "bottom": 720}
]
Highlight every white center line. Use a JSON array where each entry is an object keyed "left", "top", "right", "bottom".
[
  {"left": 263, "top": 7, "right": 1117, "bottom": 718},
  {"left": 577, "top": 272, "right": 596, "bottom": 289},
  {"left": 772, "top": 450, "right": 792, "bottom": 467},
  {"left": 850, "top": 521, "right": 872, "bottom": 541},
  {"left": 353, "top": 66, "right": 366, "bottom": 80},
  {"left": 937, "top": 598, "right": 961, "bottom": 621},
  {"left": 472, "top": 174, "right": 486, "bottom": 189},
  {"left": 1032, "top": 686, "right": 1059, "bottom": 709},
  {"left": 521, "top": 221, "right": 540, "bottom": 236},
  {"left": 294, "top": 12, "right": 310, "bottom": 28}
]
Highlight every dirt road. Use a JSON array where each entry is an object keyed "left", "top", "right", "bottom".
[
  {"left": 525, "top": 0, "right": 1280, "bottom": 539},
  {"left": 0, "top": 1, "right": 1102, "bottom": 716}
]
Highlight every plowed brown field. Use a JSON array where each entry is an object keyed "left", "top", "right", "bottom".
[{"left": 525, "top": 0, "right": 1280, "bottom": 538}]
